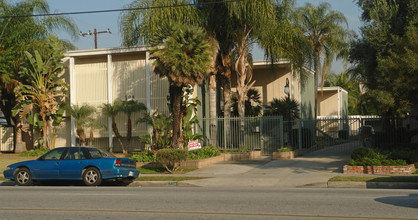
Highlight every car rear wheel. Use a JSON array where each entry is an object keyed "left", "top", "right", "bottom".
[
  {"left": 82, "top": 167, "right": 102, "bottom": 186},
  {"left": 14, "top": 168, "right": 33, "bottom": 186}
]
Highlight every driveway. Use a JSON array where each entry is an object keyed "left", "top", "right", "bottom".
[{"left": 182, "top": 141, "right": 361, "bottom": 187}]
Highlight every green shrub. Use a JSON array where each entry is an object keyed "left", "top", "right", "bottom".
[
  {"left": 278, "top": 146, "right": 294, "bottom": 152},
  {"left": 351, "top": 147, "right": 377, "bottom": 161},
  {"left": 156, "top": 148, "right": 188, "bottom": 173},
  {"left": 349, "top": 147, "right": 408, "bottom": 166},
  {"left": 19, "top": 148, "right": 49, "bottom": 157},
  {"left": 188, "top": 146, "right": 220, "bottom": 160},
  {"left": 130, "top": 151, "right": 156, "bottom": 162}
]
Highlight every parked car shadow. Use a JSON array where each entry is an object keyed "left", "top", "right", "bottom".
[
  {"left": 0, "top": 179, "right": 133, "bottom": 187},
  {"left": 375, "top": 194, "right": 418, "bottom": 209}
]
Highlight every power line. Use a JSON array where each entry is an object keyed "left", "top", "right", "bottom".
[{"left": 0, "top": 0, "right": 248, "bottom": 19}]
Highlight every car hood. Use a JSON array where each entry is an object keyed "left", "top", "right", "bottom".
[{"left": 7, "top": 159, "right": 39, "bottom": 168}]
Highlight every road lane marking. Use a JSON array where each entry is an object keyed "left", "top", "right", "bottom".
[{"left": 0, "top": 207, "right": 414, "bottom": 219}]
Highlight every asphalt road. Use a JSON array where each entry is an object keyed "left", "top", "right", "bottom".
[{"left": 0, "top": 186, "right": 417, "bottom": 220}]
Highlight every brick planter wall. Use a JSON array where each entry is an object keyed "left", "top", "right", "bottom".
[
  {"left": 343, "top": 164, "right": 417, "bottom": 174},
  {"left": 272, "top": 151, "right": 298, "bottom": 160},
  {"left": 222, "top": 151, "right": 261, "bottom": 161},
  {"left": 136, "top": 151, "right": 262, "bottom": 169}
]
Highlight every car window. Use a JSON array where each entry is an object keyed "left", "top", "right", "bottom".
[
  {"left": 42, "top": 148, "right": 66, "bottom": 160},
  {"left": 63, "top": 148, "right": 81, "bottom": 160},
  {"left": 88, "top": 148, "right": 103, "bottom": 159},
  {"left": 98, "top": 149, "right": 116, "bottom": 158}
]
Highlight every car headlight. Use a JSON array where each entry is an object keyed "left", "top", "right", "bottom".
[{"left": 6, "top": 167, "right": 11, "bottom": 171}]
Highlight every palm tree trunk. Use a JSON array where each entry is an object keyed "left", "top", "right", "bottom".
[
  {"left": 14, "top": 122, "right": 25, "bottom": 153},
  {"left": 112, "top": 120, "right": 124, "bottom": 153},
  {"left": 208, "top": 37, "right": 219, "bottom": 146},
  {"left": 77, "top": 128, "right": 86, "bottom": 146},
  {"left": 89, "top": 129, "right": 94, "bottom": 147},
  {"left": 220, "top": 53, "right": 232, "bottom": 147},
  {"left": 170, "top": 84, "right": 184, "bottom": 149},
  {"left": 314, "top": 49, "right": 320, "bottom": 120},
  {"left": 126, "top": 116, "right": 132, "bottom": 152}
]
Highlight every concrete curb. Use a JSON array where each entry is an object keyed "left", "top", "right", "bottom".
[
  {"left": 2, "top": 179, "right": 418, "bottom": 189},
  {"left": 327, "top": 181, "right": 418, "bottom": 189}
]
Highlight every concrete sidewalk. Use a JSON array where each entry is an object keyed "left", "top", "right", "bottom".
[{"left": 179, "top": 142, "right": 359, "bottom": 188}]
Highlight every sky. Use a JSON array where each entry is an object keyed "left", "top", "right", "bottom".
[{"left": 44, "top": 0, "right": 363, "bottom": 73}]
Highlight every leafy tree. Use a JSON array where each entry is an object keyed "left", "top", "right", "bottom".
[
  {"left": 150, "top": 23, "right": 211, "bottom": 149},
  {"left": 121, "top": 98, "right": 147, "bottom": 152},
  {"left": 137, "top": 111, "right": 172, "bottom": 152},
  {"left": 102, "top": 100, "right": 123, "bottom": 153},
  {"left": 295, "top": 2, "right": 351, "bottom": 119},
  {"left": 66, "top": 104, "right": 96, "bottom": 146},
  {"left": 0, "top": 0, "right": 77, "bottom": 151},
  {"left": 12, "top": 46, "right": 68, "bottom": 149},
  {"left": 350, "top": 0, "right": 418, "bottom": 116}
]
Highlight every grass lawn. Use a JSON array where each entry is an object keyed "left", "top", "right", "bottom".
[
  {"left": 0, "top": 156, "right": 37, "bottom": 174},
  {"left": 329, "top": 176, "right": 418, "bottom": 182},
  {"left": 138, "top": 167, "right": 197, "bottom": 174}
]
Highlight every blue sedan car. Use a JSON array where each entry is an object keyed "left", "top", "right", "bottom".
[{"left": 3, "top": 147, "right": 139, "bottom": 186}]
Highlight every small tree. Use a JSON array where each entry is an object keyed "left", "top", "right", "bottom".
[
  {"left": 66, "top": 104, "right": 96, "bottom": 146},
  {"left": 137, "top": 111, "right": 172, "bottom": 152},
  {"left": 121, "top": 98, "right": 147, "bottom": 152},
  {"left": 232, "top": 88, "right": 262, "bottom": 117},
  {"left": 264, "top": 97, "right": 300, "bottom": 121},
  {"left": 101, "top": 100, "right": 123, "bottom": 153}
]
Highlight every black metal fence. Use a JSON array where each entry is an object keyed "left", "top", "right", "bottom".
[{"left": 197, "top": 116, "right": 418, "bottom": 155}]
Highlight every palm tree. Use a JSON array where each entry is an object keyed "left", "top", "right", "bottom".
[
  {"left": 150, "top": 23, "right": 211, "bottom": 149},
  {"left": 232, "top": 88, "right": 262, "bottom": 117},
  {"left": 295, "top": 2, "right": 350, "bottom": 119},
  {"left": 121, "top": 98, "right": 147, "bottom": 152},
  {"left": 12, "top": 48, "right": 67, "bottom": 149},
  {"left": 101, "top": 100, "right": 123, "bottom": 153},
  {"left": 226, "top": 0, "right": 276, "bottom": 117},
  {"left": 66, "top": 104, "right": 96, "bottom": 146},
  {"left": 264, "top": 97, "right": 300, "bottom": 120}
]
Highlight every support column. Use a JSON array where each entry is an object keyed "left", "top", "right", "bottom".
[
  {"left": 145, "top": 51, "right": 152, "bottom": 149},
  {"left": 107, "top": 54, "right": 113, "bottom": 150},
  {"left": 69, "top": 57, "right": 76, "bottom": 146}
]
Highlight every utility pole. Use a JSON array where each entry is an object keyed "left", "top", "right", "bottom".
[{"left": 79, "top": 28, "right": 111, "bottom": 49}]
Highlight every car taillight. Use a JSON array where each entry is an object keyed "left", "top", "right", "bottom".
[{"left": 115, "top": 159, "right": 121, "bottom": 167}]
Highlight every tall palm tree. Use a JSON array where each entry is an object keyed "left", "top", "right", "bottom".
[
  {"left": 226, "top": 0, "right": 276, "bottom": 117},
  {"left": 102, "top": 100, "right": 123, "bottom": 153},
  {"left": 66, "top": 104, "right": 96, "bottom": 146},
  {"left": 150, "top": 22, "right": 211, "bottom": 149},
  {"left": 296, "top": 2, "right": 350, "bottom": 119},
  {"left": 121, "top": 99, "right": 147, "bottom": 152}
]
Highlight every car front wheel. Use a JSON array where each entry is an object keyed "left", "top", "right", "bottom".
[
  {"left": 82, "top": 167, "right": 102, "bottom": 186},
  {"left": 14, "top": 168, "right": 33, "bottom": 186}
]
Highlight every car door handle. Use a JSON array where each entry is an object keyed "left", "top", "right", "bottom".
[{"left": 56, "top": 162, "right": 60, "bottom": 165}]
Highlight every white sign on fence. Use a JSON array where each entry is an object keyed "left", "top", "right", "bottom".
[{"left": 188, "top": 140, "right": 201, "bottom": 151}]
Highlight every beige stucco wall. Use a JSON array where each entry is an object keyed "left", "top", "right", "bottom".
[
  {"left": 231, "top": 63, "right": 300, "bottom": 106},
  {"left": 318, "top": 90, "right": 339, "bottom": 116}
]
